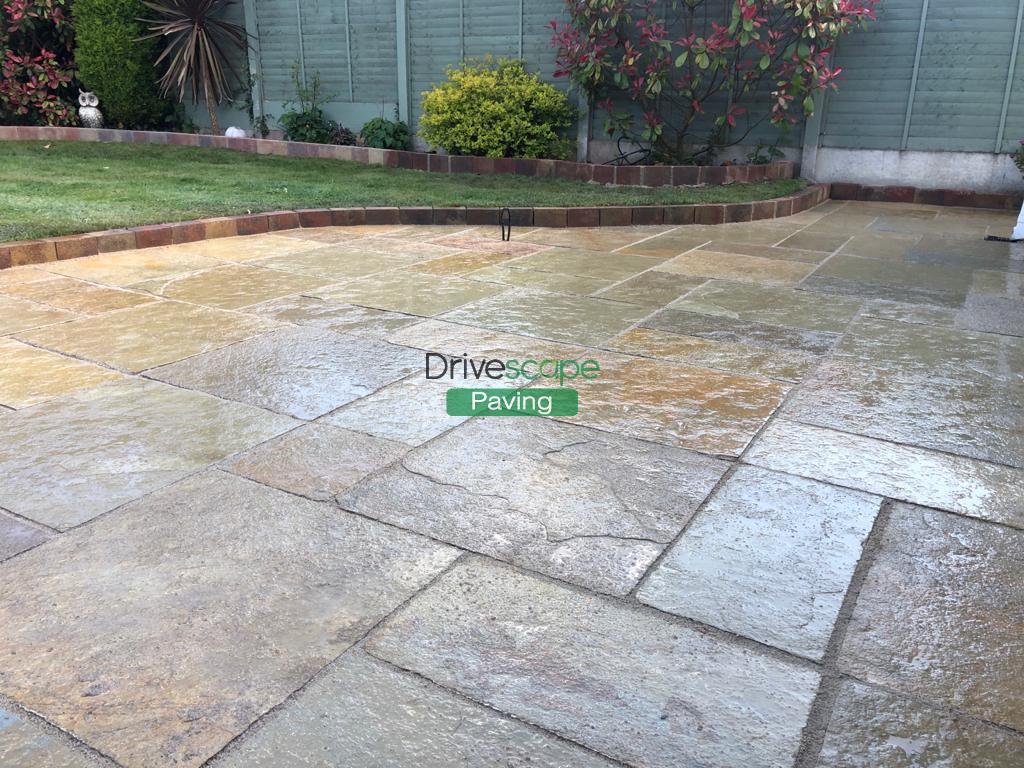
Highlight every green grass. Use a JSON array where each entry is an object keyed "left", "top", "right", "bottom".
[{"left": 0, "top": 141, "right": 806, "bottom": 241}]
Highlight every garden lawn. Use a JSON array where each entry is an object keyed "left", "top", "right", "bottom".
[{"left": 0, "top": 141, "right": 805, "bottom": 242}]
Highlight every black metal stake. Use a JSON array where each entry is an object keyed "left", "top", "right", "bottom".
[{"left": 499, "top": 207, "right": 512, "bottom": 242}]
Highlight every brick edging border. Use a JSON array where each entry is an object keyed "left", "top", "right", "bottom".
[
  {"left": 0, "top": 184, "right": 831, "bottom": 269},
  {"left": 830, "top": 181, "right": 1023, "bottom": 211},
  {"left": 0, "top": 125, "right": 795, "bottom": 187}
]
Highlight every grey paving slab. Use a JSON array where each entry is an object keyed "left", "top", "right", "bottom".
[
  {"left": 745, "top": 420, "right": 1024, "bottom": 529},
  {"left": 340, "top": 418, "right": 727, "bottom": 594},
  {"left": 643, "top": 307, "right": 840, "bottom": 354},
  {"left": 210, "top": 650, "right": 615, "bottom": 768},
  {"left": 366, "top": 557, "right": 820, "bottom": 768},
  {"left": 0, "top": 471, "right": 459, "bottom": 768},
  {"left": 816, "top": 680, "right": 1024, "bottom": 768},
  {"left": 148, "top": 326, "right": 420, "bottom": 419},
  {"left": 223, "top": 422, "right": 407, "bottom": 500},
  {"left": 839, "top": 503, "right": 1024, "bottom": 731},
  {"left": 0, "top": 708, "right": 107, "bottom": 768},
  {"left": 638, "top": 465, "right": 880, "bottom": 660},
  {"left": 782, "top": 317, "right": 1024, "bottom": 466},
  {"left": 0, "top": 511, "right": 51, "bottom": 561},
  {"left": 243, "top": 295, "right": 422, "bottom": 339},
  {"left": 0, "top": 379, "right": 296, "bottom": 529}
]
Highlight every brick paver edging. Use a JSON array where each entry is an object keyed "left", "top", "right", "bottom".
[
  {"left": 0, "top": 125, "right": 795, "bottom": 186},
  {"left": 0, "top": 184, "right": 831, "bottom": 270},
  {"left": 830, "top": 181, "right": 1023, "bottom": 211}
]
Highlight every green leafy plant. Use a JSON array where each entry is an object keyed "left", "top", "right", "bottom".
[
  {"left": 1015, "top": 140, "right": 1024, "bottom": 178},
  {"left": 278, "top": 65, "right": 355, "bottom": 145},
  {"left": 360, "top": 115, "right": 410, "bottom": 150},
  {"left": 745, "top": 142, "right": 784, "bottom": 165},
  {"left": 139, "top": 0, "right": 247, "bottom": 133},
  {"left": 74, "top": 0, "right": 167, "bottom": 127},
  {"left": 420, "top": 58, "right": 576, "bottom": 159},
  {"left": 1, "top": 0, "right": 76, "bottom": 125}
]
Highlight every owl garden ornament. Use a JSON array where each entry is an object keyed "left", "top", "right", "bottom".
[{"left": 78, "top": 92, "right": 103, "bottom": 128}]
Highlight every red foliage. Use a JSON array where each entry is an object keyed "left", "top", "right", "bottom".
[
  {"left": 0, "top": 0, "right": 75, "bottom": 125},
  {"left": 551, "top": 0, "right": 878, "bottom": 163}
]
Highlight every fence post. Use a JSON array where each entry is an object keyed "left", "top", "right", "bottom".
[
  {"left": 242, "top": 0, "right": 264, "bottom": 123},
  {"left": 901, "top": 0, "right": 930, "bottom": 150},
  {"left": 996, "top": 0, "right": 1024, "bottom": 152},
  {"left": 396, "top": 0, "right": 410, "bottom": 124}
]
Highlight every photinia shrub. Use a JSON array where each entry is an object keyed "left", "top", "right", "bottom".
[
  {"left": 0, "top": 0, "right": 75, "bottom": 125},
  {"left": 551, "top": 0, "right": 878, "bottom": 163}
]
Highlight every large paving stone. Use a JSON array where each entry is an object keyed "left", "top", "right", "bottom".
[
  {"left": 508, "top": 226, "right": 665, "bottom": 251},
  {"left": 745, "top": 420, "right": 1024, "bottom": 529},
  {"left": 638, "top": 466, "right": 880, "bottom": 659},
  {"left": 386, "top": 318, "right": 588, "bottom": 361},
  {"left": 441, "top": 288, "right": 649, "bottom": 346},
  {"left": 411, "top": 250, "right": 519, "bottom": 276},
  {"left": 672, "top": 280, "right": 862, "bottom": 333},
  {"left": 223, "top": 422, "right": 406, "bottom": 500},
  {"left": 0, "top": 339, "right": 123, "bottom": 409},
  {"left": 466, "top": 265, "right": 616, "bottom": 296},
  {"left": 210, "top": 650, "right": 615, "bottom": 768},
  {"left": 0, "top": 296, "right": 76, "bottom": 335},
  {"left": 148, "top": 326, "right": 420, "bottom": 419},
  {"left": 0, "top": 708, "right": 106, "bottom": 768},
  {"left": 656, "top": 249, "right": 816, "bottom": 286},
  {"left": 638, "top": 466, "right": 872, "bottom": 659},
  {"left": 594, "top": 271, "right": 706, "bottom": 306},
  {"left": 314, "top": 271, "right": 504, "bottom": 316},
  {"left": 0, "top": 275, "right": 156, "bottom": 315},
  {"left": 250, "top": 246, "right": 400, "bottom": 280},
  {"left": 0, "top": 379, "right": 296, "bottom": 529},
  {"left": 0, "top": 471, "right": 459, "bottom": 768},
  {"left": 564, "top": 352, "right": 789, "bottom": 456},
  {"left": 803, "top": 254, "right": 972, "bottom": 307},
  {"left": 506, "top": 248, "right": 664, "bottom": 281},
  {"left": 782, "top": 317, "right": 1024, "bottom": 466},
  {"left": 366, "top": 557, "right": 820, "bottom": 768},
  {"left": 325, "top": 375, "right": 511, "bottom": 446},
  {"left": 839, "top": 503, "right": 1024, "bottom": 731},
  {"left": 340, "top": 418, "right": 727, "bottom": 594},
  {"left": 243, "top": 295, "right": 421, "bottom": 338},
  {"left": 0, "top": 510, "right": 51, "bottom": 561},
  {"left": 131, "top": 264, "right": 330, "bottom": 309},
  {"left": 16, "top": 300, "right": 278, "bottom": 372},
  {"left": 643, "top": 307, "right": 840, "bottom": 355},
  {"left": 171, "top": 234, "right": 328, "bottom": 262},
  {"left": 608, "top": 327, "right": 816, "bottom": 382},
  {"left": 40, "top": 248, "right": 224, "bottom": 286},
  {"left": 816, "top": 680, "right": 1024, "bottom": 768}
]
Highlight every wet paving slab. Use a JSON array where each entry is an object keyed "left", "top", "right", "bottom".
[
  {"left": 0, "top": 204, "right": 1022, "bottom": 767},
  {"left": 816, "top": 679, "right": 1024, "bottom": 768},
  {"left": 0, "top": 379, "right": 296, "bottom": 528},
  {"left": 365, "top": 557, "right": 820, "bottom": 768},
  {"left": 0, "top": 471, "right": 458, "bottom": 768},
  {"left": 0, "top": 707, "right": 107, "bottom": 768},
  {"left": 838, "top": 503, "right": 1024, "bottom": 731},
  {"left": 209, "top": 650, "right": 615, "bottom": 768},
  {"left": 16, "top": 300, "right": 278, "bottom": 372},
  {"left": 637, "top": 465, "right": 881, "bottom": 660},
  {"left": 148, "top": 326, "right": 421, "bottom": 420},
  {"left": 339, "top": 417, "right": 727, "bottom": 594}
]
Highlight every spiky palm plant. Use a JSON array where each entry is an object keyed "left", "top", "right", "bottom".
[{"left": 139, "top": 0, "right": 246, "bottom": 133}]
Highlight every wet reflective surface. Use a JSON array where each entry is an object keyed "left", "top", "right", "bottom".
[{"left": 0, "top": 205, "right": 1021, "bottom": 766}]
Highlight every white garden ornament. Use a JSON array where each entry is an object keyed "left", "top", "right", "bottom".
[
  {"left": 77, "top": 91, "right": 102, "bottom": 128},
  {"left": 1013, "top": 201, "right": 1024, "bottom": 241}
]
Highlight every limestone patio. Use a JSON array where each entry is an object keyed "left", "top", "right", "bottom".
[{"left": 0, "top": 201, "right": 1022, "bottom": 768}]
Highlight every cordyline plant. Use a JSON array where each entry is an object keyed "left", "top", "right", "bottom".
[
  {"left": 139, "top": 0, "right": 246, "bottom": 132},
  {"left": 0, "top": 0, "right": 75, "bottom": 125},
  {"left": 551, "top": 0, "right": 878, "bottom": 163}
]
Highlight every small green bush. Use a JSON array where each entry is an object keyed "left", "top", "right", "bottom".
[
  {"left": 360, "top": 117, "right": 410, "bottom": 150},
  {"left": 74, "top": 0, "right": 167, "bottom": 128},
  {"left": 419, "top": 59, "right": 576, "bottom": 159},
  {"left": 278, "top": 66, "right": 356, "bottom": 145}
]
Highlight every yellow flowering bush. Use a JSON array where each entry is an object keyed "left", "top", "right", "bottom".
[{"left": 419, "top": 59, "right": 576, "bottom": 159}]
